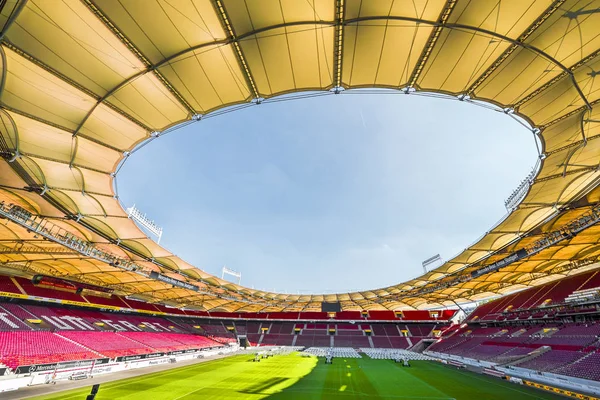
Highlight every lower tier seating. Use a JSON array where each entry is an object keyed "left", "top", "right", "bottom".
[
  {"left": 429, "top": 322, "right": 600, "bottom": 382},
  {"left": 0, "top": 299, "right": 444, "bottom": 370},
  {"left": 0, "top": 330, "right": 226, "bottom": 368},
  {"left": 118, "top": 332, "right": 220, "bottom": 352},
  {"left": 58, "top": 331, "right": 155, "bottom": 359},
  {"left": 0, "top": 331, "right": 97, "bottom": 369}
]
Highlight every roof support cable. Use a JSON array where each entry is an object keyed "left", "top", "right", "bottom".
[{"left": 0, "top": 0, "right": 27, "bottom": 41}]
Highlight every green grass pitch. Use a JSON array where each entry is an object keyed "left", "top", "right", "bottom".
[{"left": 30, "top": 353, "right": 565, "bottom": 400}]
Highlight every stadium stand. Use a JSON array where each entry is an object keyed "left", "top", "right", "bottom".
[
  {"left": 0, "top": 331, "right": 98, "bottom": 369},
  {"left": 1, "top": 290, "right": 449, "bottom": 370},
  {"left": 469, "top": 270, "right": 600, "bottom": 322},
  {"left": 0, "top": 276, "right": 22, "bottom": 294},
  {"left": 3, "top": 2, "right": 600, "bottom": 397},
  {"left": 82, "top": 294, "right": 131, "bottom": 308},
  {"left": 0, "top": 305, "right": 34, "bottom": 330},
  {"left": 2, "top": 270, "right": 600, "bottom": 391},
  {"left": 12, "top": 278, "right": 87, "bottom": 303},
  {"left": 57, "top": 331, "right": 155, "bottom": 359},
  {"left": 10, "top": 269, "right": 599, "bottom": 389},
  {"left": 117, "top": 332, "right": 220, "bottom": 352},
  {"left": 428, "top": 272, "right": 600, "bottom": 383}
]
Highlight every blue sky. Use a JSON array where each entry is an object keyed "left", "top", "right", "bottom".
[{"left": 118, "top": 92, "right": 537, "bottom": 294}]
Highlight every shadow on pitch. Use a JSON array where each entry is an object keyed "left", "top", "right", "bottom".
[{"left": 237, "top": 377, "right": 291, "bottom": 394}]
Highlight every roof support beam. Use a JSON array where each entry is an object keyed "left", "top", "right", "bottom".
[
  {"left": 1, "top": 42, "right": 152, "bottom": 134},
  {"left": 466, "top": 0, "right": 566, "bottom": 96},
  {"left": 407, "top": 0, "right": 457, "bottom": 87},
  {"left": 82, "top": 0, "right": 196, "bottom": 124},
  {"left": 213, "top": 0, "right": 259, "bottom": 99},
  {"left": 2, "top": 40, "right": 99, "bottom": 100},
  {"left": 516, "top": 48, "right": 600, "bottom": 112},
  {"left": 342, "top": 15, "right": 591, "bottom": 111},
  {"left": 2, "top": 104, "right": 128, "bottom": 153},
  {"left": 545, "top": 130, "right": 600, "bottom": 156},
  {"left": 333, "top": 0, "right": 345, "bottom": 90},
  {"left": 534, "top": 167, "right": 596, "bottom": 183},
  {"left": 15, "top": 152, "right": 111, "bottom": 175}
]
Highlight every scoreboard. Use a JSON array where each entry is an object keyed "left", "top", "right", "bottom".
[{"left": 321, "top": 302, "right": 341, "bottom": 312}]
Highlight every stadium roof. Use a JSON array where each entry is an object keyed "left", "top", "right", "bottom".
[{"left": 1, "top": 0, "right": 600, "bottom": 312}]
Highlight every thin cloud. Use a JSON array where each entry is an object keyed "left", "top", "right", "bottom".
[{"left": 118, "top": 94, "right": 536, "bottom": 293}]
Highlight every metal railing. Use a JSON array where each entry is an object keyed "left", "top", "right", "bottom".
[
  {"left": 0, "top": 202, "right": 277, "bottom": 308},
  {"left": 392, "top": 203, "right": 600, "bottom": 301}
]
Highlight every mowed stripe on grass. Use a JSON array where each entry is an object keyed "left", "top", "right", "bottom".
[{"left": 29, "top": 354, "right": 564, "bottom": 400}]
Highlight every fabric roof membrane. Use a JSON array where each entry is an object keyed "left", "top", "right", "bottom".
[{"left": 0, "top": 0, "right": 599, "bottom": 311}]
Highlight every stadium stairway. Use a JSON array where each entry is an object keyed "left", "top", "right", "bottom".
[
  {"left": 504, "top": 346, "right": 552, "bottom": 367},
  {"left": 115, "top": 332, "right": 159, "bottom": 351},
  {"left": 408, "top": 339, "right": 426, "bottom": 353},
  {"left": 554, "top": 351, "right": 600, "bottom": 381},
  {"left": 53, "top": 332, "right": 106, "bottom": 358},
  {"left": 58, "top": 331, "right": 154, "bottom": 358},
  {"left": 0, "top": 305, "right": 33, "bottom": 330}
]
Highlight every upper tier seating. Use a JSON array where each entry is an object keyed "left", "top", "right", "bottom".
[
  {"left": 368, "top": 310, "right": 397, "bottom": 320},
  {"left": 261, "top": 334, "right": 295, "bottom": 346},
  {"left": 247, "top": 322, "right": 262, "bottom": 333},
  {"left": 82, "top": 294, "right": 130, "bottom": 308},
  {"left": 268, "top": 322, "right": 295, "bottom": 334},
  {"left": 470, "top": 270, "right": 600, "bottom": 321},
  {"left": 298, "top": 312, "right": 328, "bottom": 320},
  {"left": 267, "top": 312, "right": 300, "bottom": 319},
  {"left": 14, "top": 277, "right": 86, "bottom": 302},
  {"left": 333, "top": 335, "right": 371, "bottom": 347},
  {"left": 334, "top": 311, "right": 363, "bottom": 320},
  {"left": 0, "top": 275, "right": 21, "bottom": 294},
  {"left": 407, "top": 324, "right": 435, "bottom": 336},
  {"left": 121, "top": 298, "right": 160, "bottom": 312}
]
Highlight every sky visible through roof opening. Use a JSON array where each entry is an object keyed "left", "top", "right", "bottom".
[{"left": 118, "top": 93, "right": 537, "bottom": 294}]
